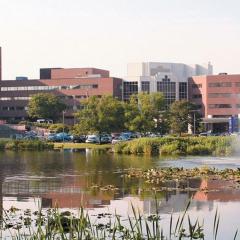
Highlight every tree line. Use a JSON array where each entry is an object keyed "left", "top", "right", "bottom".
[{"left": 27, "top": 92, "right": 202, "bottom": 135}]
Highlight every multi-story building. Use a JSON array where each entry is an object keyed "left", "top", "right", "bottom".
[
  {"left": 189, "top": 74, "right": 240, "bottom": 132},
  {"left": 124, "top": 62, "right": 213, "bottom": 103},
  {"left": 0, "top": 50, "right": 123, "bottom": 123}
]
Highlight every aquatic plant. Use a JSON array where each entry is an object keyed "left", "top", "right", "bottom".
[
  {"left": 114, "top": 136, "right": 235, "bottom": 156},
  {"left": 0, "top": 200, "right": 238, "bottom": 239}
]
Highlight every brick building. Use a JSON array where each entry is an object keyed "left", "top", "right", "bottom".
[
  {"left": 189, "top": 74, "right": 240, "bottom": 132},
  {"left": 0, "top": 50, "right": 123, "bottom": 123}
]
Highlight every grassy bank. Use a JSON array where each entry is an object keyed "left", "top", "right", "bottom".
[
  {"left": 0, "top": 139, "right": 54, "bottom": 151},
  {"left": 113, "top": 136, "right": 236, "bottom": 156},
  {"left": 54, "top": 142, "right": 112, "bottom": 150}
]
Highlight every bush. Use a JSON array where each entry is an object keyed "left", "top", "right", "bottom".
[
  {"left": 49, "top": 124, "right": 70, "bottom": 133},
  {"left": 186, "top": 144, "right": 211, "bottom": 155},
  {"left": 160, "top": 143, "right": 184, "bottom": 156}
]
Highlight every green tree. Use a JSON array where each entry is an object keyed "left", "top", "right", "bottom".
[
  {"left": 124, "top": 92, "right": 166, "bottom": 134},
  {"left": 73, "top": 95, "right": 125, "bottom": 134},
  {"left": 27, "top": 93, "right": 66, "bottom": 122},
  {"left": 169, "top": 100, "right": 201, "bottom": 135}
]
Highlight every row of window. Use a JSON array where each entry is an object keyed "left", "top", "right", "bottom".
[
  {"left": 192, "top": 93, "right": 240, "bottom": 99},
  {"left": 0, "top": 97, "right": 31, "bottom": 101},
  {"left": 1, "top": 106, "right": 27, "bottom": 111},
  {"left": 192, "top": 82, "right": 240, "bottom": 89},
  {"left": 0, "top": 95, "right": 101, "bottom": 101},
  {"left": 1, "top": 105, "right": 83, "bottom": 111},
  {"left": 208, "top": 104, "right": 240, "bottom": 109},
  {"left": 208, "top": 93, "right": 233, "bottom": 98},
  {"left": 0, "top": 84, "right": 98, "bottom": 92},
  {"left": 211, "top": 82, "right": 240, "bottom": 87}
]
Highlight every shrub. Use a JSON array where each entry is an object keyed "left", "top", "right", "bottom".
[
  {"left": 160, "top": 143, "right": 184, "bottom": 156},
  {"left": 186, "top": 144, "right": 211, "bottom": 155}
]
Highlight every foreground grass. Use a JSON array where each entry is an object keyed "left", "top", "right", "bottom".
[
  {"left": 2, "top": 202, "right": 231, "bottom": 239},
  {"left": 54, "top": 142, "right": 112, "bottom": 150}
]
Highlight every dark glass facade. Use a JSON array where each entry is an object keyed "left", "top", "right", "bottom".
[
  {"left": 123, "top": 81, "right": 138, "bottom": 101},
  {"left": 157, "top": 76, "right": 176, "bottom": 106},
  {"left": 179, "top": 82, "right": 188, "bottom": 100},
  {"left": 141, "top": 81, "right": 150, "bottom": 93}
]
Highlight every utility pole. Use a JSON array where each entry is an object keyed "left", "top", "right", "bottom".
[{"left": 62, "top": 110, "right": 66, "bottom": 142}]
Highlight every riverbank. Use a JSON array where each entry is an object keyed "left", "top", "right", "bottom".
[
  {"left": 54, "top": 142, "right": 112, "bottom": 150},
  {"left": 113, "top": 136, "right": 236, "bottom": 156},
  {"left": 0, "top": 139, "right": 54, "bottom": 150}
]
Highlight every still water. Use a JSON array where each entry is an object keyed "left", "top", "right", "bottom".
[{"left": 0, "top": 150, "right": 240, "bottom": 239}]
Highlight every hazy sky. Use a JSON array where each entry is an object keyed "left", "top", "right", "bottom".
[{"left": 0, "top": 0, "right": 239, "bottom": 79}]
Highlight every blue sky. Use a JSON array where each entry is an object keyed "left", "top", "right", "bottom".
[{"left": 0, "top": 0, "right": 239, "bottom": 79}]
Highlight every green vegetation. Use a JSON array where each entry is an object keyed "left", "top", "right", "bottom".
[
  {"left": 54, "top": 142, "right": 112, "bottom": 150},
  {"left": 25, "top": 93, "right": 203, "bottom": 135},
  {"left": 126, "top": 166, "right": 240, "bottom": 186},
  {"left": 3, "top": 203, "right": 235, "bottom": 239},
  {"left": 169, "top": 100, "right": 201, "bottom": 135},
  {"left": 114, "top": 136, "right": 235, "bottom": 156},
  {"left": 73, "top": 95, "right": 125, "bottom": 135},
  {"left": 0, "top": 139, "right": 54, "bottom": 151},
  {"left": 49, "top": 123, "right": 70, "bottom": 133},
  {"left": 27, "top": 93, "right": 66, "bottom": 121},
  {"left": 124, "top": 92, "right": 166, "bottom": 133},
  {"left": 73, "top": 93, "right": 201, "bottom": 135}
]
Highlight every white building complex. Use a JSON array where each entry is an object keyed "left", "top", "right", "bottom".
[{"left": 123, "top": 62, "right": 213, "bottom": 104}]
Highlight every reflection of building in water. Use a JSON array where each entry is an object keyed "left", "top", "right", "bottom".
[
  {"left": 194, "top": 179, "right": 240, "bottom": 202},
  {"left": 2, "top": 174, "right": 240, "bottom": 215}
]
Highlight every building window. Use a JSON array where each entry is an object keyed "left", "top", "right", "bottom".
[
  {"left": 123, "top": 82, "right": 138, "bottom": 101},
  {"left": 179, "top": 82, "right": 187, "bottom": 100},
  {"left": 208, "top": 82, "right": 232, "bottom": 87},
  {"left": 157, "top": 76, "right": 176, "bottom": 106},
  {"left": 192, "top": 84, "right": 202, "bottom": 88},
  {"left": 141, "top": 81, "right": 150, "bottom": 93},
  {"left": 0, "top": 97, "right": 11, "bottom": 101},
  {"left": 0, "top": 84, "right": 99, "bottom": 92},
  {"left": 236, "top": 82, "right": 240, "bottom": 87},
  {"left": 236, "top": 104, "right": 240, "bottom": 109},
  {"left": 192, "top": 94, "right": 202, "bottom": 99},
  {"left": 209, "top": 104, "right": 232, "bottom": 109},
  {"left": 208, "top": 93, "right": 232, "bottom": 98},
  {"left": 16, "top": 106, "right": 24, "bottom": 110}
]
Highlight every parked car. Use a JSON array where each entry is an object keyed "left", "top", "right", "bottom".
[
  {"left": 47, "top": 132, "right": 71, "bottom": 142},
  {"left": 55, "top": 132, "right": 72, "bottom": 142},
  {"left": 36, "top": 119, "right": 53, "bottom": 124},
  {"left": 86, "top": 135, "right": 100, "bottom": 144},
  {"left": 72, "top": 135, "right": 86, "bottom": 143},
  {"left": 100, "top": 135, "right": 112, "bottom": 144},
  {"left": 111, "top": 133, "right": 121, "bottom": 139},
  {"left": 112, "top": 135, "right": 129, "bottom": 144}
]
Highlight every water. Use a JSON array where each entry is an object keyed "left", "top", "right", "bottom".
[{"left": 1, "top": 150, "right": 240, "bottom": 239}]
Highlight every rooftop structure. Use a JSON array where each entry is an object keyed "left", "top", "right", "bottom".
[{"left": 124, "top": 62, "right": 213, "bottom": 103}]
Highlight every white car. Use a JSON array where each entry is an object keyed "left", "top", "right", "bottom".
[
  {"left": 111, "top": 136, "right": 128, "bottom": 144},
  {"left": 85, "top": 135, "right": 100, "bottom": 143}
]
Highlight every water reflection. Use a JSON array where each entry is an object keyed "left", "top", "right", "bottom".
[{"left": 1, "top": 151, "right": 240, "bottom": 238}]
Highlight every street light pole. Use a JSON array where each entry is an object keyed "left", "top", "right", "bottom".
[{"left": 62, "top": 110, "right": 66, "bottom": 142}]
